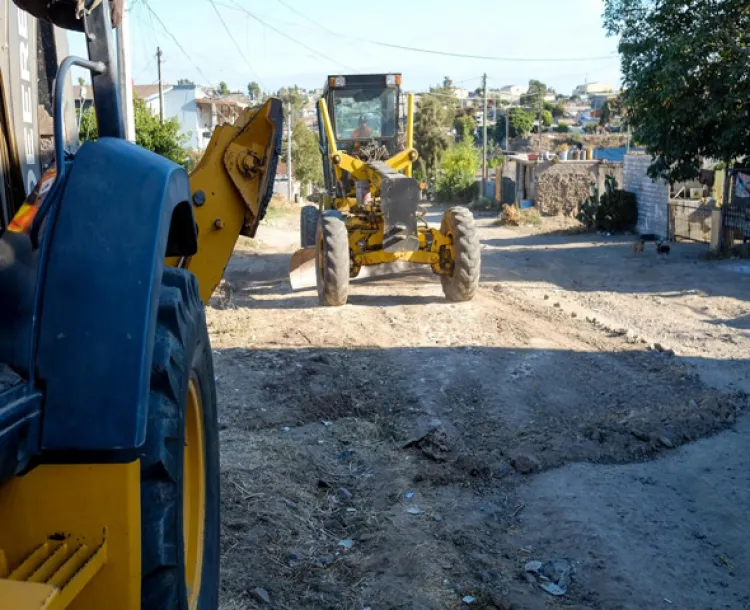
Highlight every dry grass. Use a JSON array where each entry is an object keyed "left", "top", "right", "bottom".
[{"left": 498, "top": 204, "right": 542, "bottom": 227}]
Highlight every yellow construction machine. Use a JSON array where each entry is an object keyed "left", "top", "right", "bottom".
[
  {"left": 290, "top": 74, "right": 481, "bottom": 305},
  {"left": 0, "top": 1, "right": 282, "bottom": 608}
]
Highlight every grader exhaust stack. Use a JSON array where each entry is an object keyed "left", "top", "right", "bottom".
[{"left": 289, "top": 74, "right": 480, "bottom": 304}]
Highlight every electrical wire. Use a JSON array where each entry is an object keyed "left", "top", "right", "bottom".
[
  {"left": 273, "top": 0, "right": 337, "bottom": 37},
  {"left": 134, "top": 56, "right": 156, "bottom": 82},
  {"left": 273, "top": 0, "right": 363, "bottom": 70},
  {"left": 143, "top": 1, "right": 212, "bottom": 84},
  {"left": 360, "top": 40, "right": 618, "bottom": 63},
  {"left": 218, "top": 0, "right": 357, "bottom": 73},
  {"left": 205, "top": 0, "right": 265, "bottom": 87}
]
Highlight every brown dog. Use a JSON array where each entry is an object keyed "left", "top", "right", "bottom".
[{"left": 633, "top": 239, "right": 645, "bottom": 255}]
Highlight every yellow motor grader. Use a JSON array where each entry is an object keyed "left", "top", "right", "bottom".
[{"left": 289, "top": 74, "right": 481, "bottom": 306}]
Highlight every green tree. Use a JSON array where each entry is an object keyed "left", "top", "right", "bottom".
[
  {"left": 177, "top": 78, "right": 195, "bottom": 85},
  {"left": 527, "top": 79, "right": 547, "bottom": 98},
  {"left": 290, "top": 120, "right": 323, "bottom": 190},
  {"left": 247, "top": 81, "right": 261, "bottom": 100},
  {"left": 494, "top": 107, "right": 534, "bottom": 140},
  {"left": 277, "top": 85, "right": 306, "bottom": 115},
  {"left": 413, "top": 94, "right": 453, "bottom": 180},
  {"left": 453, "top": 114, "right": 475, "bottom": 143},
  {"left": 599, "top": 99, "right": 612, "bottom": 126},
  {"left": 218, "top": 81, "right": 229, "bottom": 96},
  {"left": 544, "top": 101, "right": 565, "bottom": 119},
  {"left": 603, "top": 0, "right": 750, "bottom": 181},
  {"left": 79, "top": 96, "right": 189, "bottom": 166},
  {"left": 541, "top": 109, "right": 553, "bottom": 127},
  {"left": 437, "top": 142, "right": 479, "bottom": 202}
]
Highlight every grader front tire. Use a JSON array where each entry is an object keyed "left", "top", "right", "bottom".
[
  {"left": 316, "top": 210, "right": 350, "bottom": 306},
  {"left": 440, "top": 206, "right": 481, "bottom": 302},
  {"left": 140, "top": 267, "right": 220, "bottom": 610},
  {"left": 300, "top": 205, "right": 319, "bottom": 248}
]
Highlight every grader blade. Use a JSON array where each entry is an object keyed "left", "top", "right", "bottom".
[{"left": 289, "top": 247, "right": 317, "bottom": 290}]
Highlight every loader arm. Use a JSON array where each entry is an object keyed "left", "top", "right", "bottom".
[{"left": 169, "top": 97, "right": 284, "bottom": 304}]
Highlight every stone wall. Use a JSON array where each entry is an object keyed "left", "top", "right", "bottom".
[
  {"left": 534, "top": 161, "right": 624, "bottom": 216},
  {"left": 623, "top": 154, "right": 669, "bottom": 236}
]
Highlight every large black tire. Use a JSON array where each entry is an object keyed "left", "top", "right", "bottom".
[
  {"left": 440, "top": 206, "right": 481, "bottom": 302},
  {"left": 316, "top": 210, "right": 350, "bottom": 306},
  {"left": 300, "top": 205, "right": 319, "bottom": 248},
  {"left": 140, "top": 267, "right": 219, "bottom": 610}
]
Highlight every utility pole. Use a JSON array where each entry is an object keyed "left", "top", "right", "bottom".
[
  {"left": 505, "top": 108, "right": 509, "bottom": 152},
  {"left": 287, "top": 100, "right": 293, "bottom": 201},
  {"left": 117, "top": 6, "right": 135, "bottom": 142},
  {"left": 482, "top": 73, "right": 488, "bottom": 197},
  {"left": 156, "top": 46, "right": 164, "bottom": 125},
  {"left": 538, "top": 92, "right": 543, "bottom": 155}
]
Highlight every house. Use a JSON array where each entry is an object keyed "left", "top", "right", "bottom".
[
  {"left": 497, "top": 84, "right": 528, "bottom": 103},
  {"left": 273, "top": 161, "right": 301, "bottom": 199},
  {"left": 573, "top": 82, "right": 614, "bottom": 96},
  {"left": 137, "top": 84, "right": 249, "bottom": 150},
  {"left": 72, "top": 85, "right": 94, "bottom": 113}
]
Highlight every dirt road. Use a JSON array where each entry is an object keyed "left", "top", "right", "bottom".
[{"left": 212, "top": 205, "right": 749, "bottom": 610}]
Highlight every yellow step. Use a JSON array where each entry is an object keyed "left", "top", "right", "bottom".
[{"left": 0, "top": 536, "right": 107, "bottom": 610}]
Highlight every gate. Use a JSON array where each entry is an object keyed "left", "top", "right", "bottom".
[
  {"left": 668, "top": 198, "right": 714, "bottom": 243},
  {"left": 722, "top": 168, "right": 750, "bottom": 246}
]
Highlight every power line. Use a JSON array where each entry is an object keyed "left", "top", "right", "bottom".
[
  {"left": 205, "top": 0, "right": 264, "bottom": 87},
  {"left": 273, "top": 0, "right": 363, "bottom": 69},
  {"left": 219, "top": 0, "right": 357, "bottom": 73},
  {"left": 360, "top": 39, "right": 618, "bottom": 63},
  {"left": 273, "top": 0, "right": 337, "bottom": 37},
  {"left": 143, "top": 1, "right": 212, "bottom": 84}
]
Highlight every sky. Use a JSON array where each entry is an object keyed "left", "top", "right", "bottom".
[{"left": 68, "top": 0, "right": 622, "bottom": 96}]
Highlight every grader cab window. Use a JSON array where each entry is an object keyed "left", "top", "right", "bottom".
[{"left": 332, "top": 88, "right": 397, "bottom": 141}]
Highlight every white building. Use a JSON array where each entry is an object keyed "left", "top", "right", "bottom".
[
  {"left": 573, "top": 82, "right": 614, "bottom": 96},
  {"left": 497, "top": 84, "right": 528, "bottom": 103},
  {"left": 133, "top": 84, "right": 249, "bottom": 151}
]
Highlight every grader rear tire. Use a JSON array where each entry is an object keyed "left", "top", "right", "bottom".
[
  {"left": 140, "top": 267, "right": 219, "bottom": 610},
  {"left": 316, "top": 210, "right": 350, "bottom": 306},
  {"left": 300, "top": 205, "right": 319, "bottom": 248},
  {"left": 440, "top": 206, "right": 481, "bottom": 302}
]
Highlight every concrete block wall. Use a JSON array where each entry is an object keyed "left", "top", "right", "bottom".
[{"left": 624, "top": 154, "right": 669, "bottom": 237}]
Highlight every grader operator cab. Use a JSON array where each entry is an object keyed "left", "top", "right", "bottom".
[
  {"left": 289, "top": 73, "right": 481, "bottom": 306},
  {"left": 0, "top": 1, "right": 282, "bottom": 609}
]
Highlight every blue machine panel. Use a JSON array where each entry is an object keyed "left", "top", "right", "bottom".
[{"left": 37, "top": 137, "right": 193, "bottom": 451}]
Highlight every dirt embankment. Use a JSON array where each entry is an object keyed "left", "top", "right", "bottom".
[{"left": 212, "top": 206, "right": 750, "bottom": 610}]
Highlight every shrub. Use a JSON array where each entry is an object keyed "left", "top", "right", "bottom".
[
  {"left": 598, "top": 175, "right": 638, "bottom": 232},
  {"left": 437, "top": 143, "right": 479, "bottom": 202},
  {"left": 554, "top": 122, "right": 570, "bottom": 133},
  {"left": 576, "top": 183, "right": 599, "bottom": 228},
  {"left": 576, "top": 175, "right": 637, "bottom": 232}
]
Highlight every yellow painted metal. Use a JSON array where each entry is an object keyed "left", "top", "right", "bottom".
[
  {"left": 184, "top": 379, "right": 206, "bottom": 610},
  {"left": 319, "top": 98, "right": 338, "bottom": 161},
  {"left": 405, "top": 93, "right": 414, "bottom": 177},
  {"left": 0, "top": 540, "right": 107, "bottom": 610},
  {"left": 354, "top": 249, "right": 439, "bottom": 266},
  {"left": 0, "top": 580, "right": 57, "bottom": 609},
  {"left": 384, "top": 148, "right": 418, "bottom": 174},
  {"left": 0, "top": 462, "right": 140, "bottom": 610},
  {"left": 166, "top": 99, "right": 281, "bottom": 304}
]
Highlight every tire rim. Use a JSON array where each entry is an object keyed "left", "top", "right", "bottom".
[{"left": 184, "top": 378, "right": 206, "bottom": 609}]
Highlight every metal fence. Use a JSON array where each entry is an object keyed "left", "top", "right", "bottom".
[
  {"left": 668, "top": 198, "right": 714, "bottom": 243},
  {"left": 723, "top": 168, "right": 750, "bottom": 246}
]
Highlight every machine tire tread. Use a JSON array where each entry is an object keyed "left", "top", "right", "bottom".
[
  {"left": 316, "top": 210, "right": 349, "bottom": 306},
  {"left": 440, "top": 206, "right": 480, "bottom": 302},
  {"left": 300, "top": 205, "right": 319, "bottom": 248},
  {"left": 140, "top": 267, "right": 220, "bottom": 610}
]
